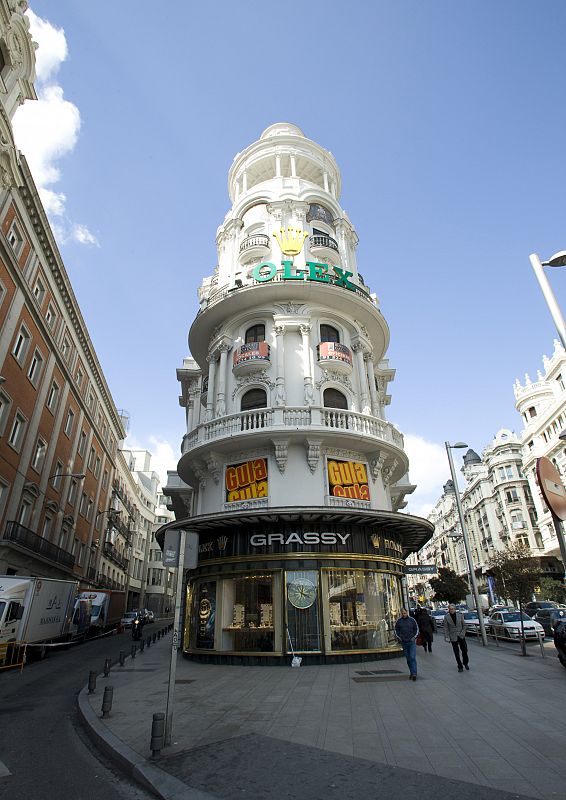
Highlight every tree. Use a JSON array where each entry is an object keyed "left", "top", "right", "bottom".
[
  {"left": 429, "top": 568, "right": 469, "bottom": 604},
  {"left": 488, "top": 543, "right": 541, "bottom": 656},
  {"left": 538, "top": 577, "right": 566, "bottom": 604}
]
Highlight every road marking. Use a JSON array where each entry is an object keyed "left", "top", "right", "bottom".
[{"left": 0, "top": 759, "right": 11, "bottom": 777}]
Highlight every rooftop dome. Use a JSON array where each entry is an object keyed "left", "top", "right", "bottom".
[
  {"left": 260, "top": 122, "right": 305, "bottom": 139},
  {"left": 463, "top": 449, "right": 482, "bottom": 465}
]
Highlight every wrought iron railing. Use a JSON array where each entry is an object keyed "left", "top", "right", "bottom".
[
  {"left": 309, "top": 234, "right": 339, "bottom": 252},
  {"left": 3, "top": 521, "right": 75, "bottom": 568}
]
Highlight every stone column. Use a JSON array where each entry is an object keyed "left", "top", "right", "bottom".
[
  {"left": 353, "top": 342, "right": 370, "bottom": 414},
  {"left": 366, "top": 355, "right": 380, "bottom": 417},
  {"left": 215, "top": 344, "right": 230, "bottom": 417},
  {"left": 300, "top": 324, "right": 315, "bottom": 405},
  {"left": 205, "top": 352, "right": 217, "bottom": 421},
  {"left": 274, "top": 325, "right": 286, "bottom": 406}
]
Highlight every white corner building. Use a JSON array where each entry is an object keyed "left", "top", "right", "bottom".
[{"left": 162, "top": 123, "right": 432, "bottom": 664}]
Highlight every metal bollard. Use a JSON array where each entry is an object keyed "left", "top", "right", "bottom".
[
  {"left": 150, "top": 712, "right": 165, "bottom": 758},
  {"left": 147, "top": 636, "right": 151, "bottom": 648},
  {"left": 103, "top": 657, "right": 112, "bottom": 676},
  {"left": 538, "top": 631, "right": 546, "bottom": 658},
  {"left": 119, "top": 650, "right": 125, "bottom": 667},
  {"left": 131, "top": 644, "right": 137, "bottom": 659},
  {"left": 140, "top": 637, "right": 145, "bottom": 652},
  {"left": 101, "top": 685, "right": 114, "bottom": 718},
  {"left": 157, "top": 630, "right": 161, "bottom": 640},
  {"left": 88, "top": 670, "right": 97, "bottom": 694},
  {"left": 152, "top": 633, "right": 157, "bottom": 644}
]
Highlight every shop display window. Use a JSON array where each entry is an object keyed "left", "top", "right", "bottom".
[
  {"left": 324, "top": 569, "right": 402, "bottom": 651},
  {"left": 187, "top": 580, "right": 217, "bottom": 650},
  {"left": 222, "top": 574, "right": 275, "bottom": 652},
  {"left": 286, "top": 570, "right": 321, "bottom": 653}
]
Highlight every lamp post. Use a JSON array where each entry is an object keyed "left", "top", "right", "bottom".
[
  {"left": 529, "top": 251, "right": 566, "bottom": 349},
  {"left": 445, "top": 442, "right": 488, "bottom": 646}
]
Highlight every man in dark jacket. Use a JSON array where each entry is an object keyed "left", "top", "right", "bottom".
[
  {"left": 444, "top": 603, "right": 469, "bottom": 671},
  {"left": 394, "top": 608, "right": 419, "bottom": 680}
]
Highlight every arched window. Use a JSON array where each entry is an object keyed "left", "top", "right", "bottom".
[
  {"left": 323, "top": 388, "right": 348, "bottom": 409},
  {"left": 245, "top": 324, "right": 265, "bottom": 343},
  {"left": 320, "top": 324, "right": 340, "bottom": 343},
  {"left": 241, "top": 388, "right": 267, "bottom": 411}
]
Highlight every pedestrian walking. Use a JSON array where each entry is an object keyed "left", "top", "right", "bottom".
[
  {"left": 444, "top": 603, "right": 469, "bottom": 672},
  {"left": 415, "top": 607, "right": 434, "bottom": 652},
  {"left": 394, "top": 608, "right": 419, "bottom": 680}
]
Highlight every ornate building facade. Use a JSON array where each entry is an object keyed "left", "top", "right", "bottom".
[{"left": 161, "top": 123, "right": 432, "bottom": 663}]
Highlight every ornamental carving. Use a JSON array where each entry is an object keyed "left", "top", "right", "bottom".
[
  {"left": 368, "top": 451, "right": 387, "bottom": 481},
  {"left": 272, "top": 440, "right": 289, "bottom": 474},
  {"left": 305, "top": 439, "right": 322, "bottom": 473},
  {"left": 232, "top": 371, "right": 275, "bottom": 399},
  {"left": 323, "top": 447, "right": 363, "bottom": 460},
  {"left": 205, "top": 454, "right": 221, "bottom": 484},
  {"left": 274, "top": 302, "right": 307, "bottom": 315},
  {"left": 304, "top": 380, "right": 315, "bottom": 406},
  {"left": 274, "top": 381, "right": 286, "bottom": 406},
  {"left": 315, "top": 370, "right": 352, "bottom": 391},
  {"left": 382, "top": 458, "right": 399, "bottom": 486}
]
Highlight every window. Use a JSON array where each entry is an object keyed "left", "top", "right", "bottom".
[
  {"left": 61, "top": 336, "right": 71, "bottom": 361},
  {"left": 87, "top": 446, "right": 96, "bottom": 471},
  {"left": 323, "top": 388, "right": 348, "bottom": 409},
  {"left": 87, "top": 389, "right": 95, "bottom": 410},
  {"left": 64, "top": 408, "right": 75, "bottom": 437},
  {"left": 17, "top": 499, "right": 32, "bottom": 526},
  {"left": 505, "top": 488, "right": 520, "bottom": 503},
  {"left": 41, "top": 515, "right": 53, "bottom": 540},
  {"left": 46, "top": 381, "right": 60, "bottom": 413},
  {"left": 77, "top": 429, "right": 87, "bottom": 457},
  {"left": 528, "top": 406, "right": 537, "bottom": 418},
  {"left": 245, "top": 324, "right": 265, "bottom": 343},
  {"left": 151, "top": 568, "right": 163, "bottom": 586},
  {"left": 52, "top": 461, "right": 64, "bottom": 490},
  {"left": 557, "top": 374, "right": 565, "bottom": 392},
  {"left": 241, "top": 388, "right": 267, "bottom": 411},
  {"left": 27, "top": 348, "right": 44, "bottom": 386},
  {"left": 75, "top": 367, "right": 83, "bottom": 390},
  {"left": 8, "top": 222, "right": 24, "bottom": 257},
  {"left": 33, "top": 277, "right": 45, "bottom": 305},
  {"left": 8, "top": 412, "right": 27, "bottom": 451},
  {"left": 31, "top": 437, "right": 47, "bottom": 471},
  {"left": 77, "top": 543, "right": 85, "bottom": 567},
  {"left": 320, "top": 324, "right": 340, "bottom": 343},
  {"left": 12, "top": 325, "right": 30, "bottom": 365},
  {"left": 79, "top": 492, "right": 88, "bottom": 516},
  {"left": 45, "top": 303, "right": 57, "bottom": 329},
  {"left": 0, "top": 280, "right": 6, "bottom": 308},
  {"left": 152, "top": 549, "right": 163, "bottom": 562},
  {"left": 94, "top": 456, "right": 101, "bottom": 479},
  {"left": 102, "top": 469, "right": 109, "bottom": 490},
  {"left": 86, "top": 498, "right": 94, "bottom": 522},
  {"left": 0, "top": 390, "right": 12, "bottom": 436},
  {"left": 68, "top": 479, "right": 78, "bottom": 506}
]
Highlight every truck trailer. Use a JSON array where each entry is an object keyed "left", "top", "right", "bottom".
[
  {"left": 0, "top": 576, "right": 78, "bottom": 662},
  {"left": 71, "top": 589, "right": 126, "bottom": 637}
]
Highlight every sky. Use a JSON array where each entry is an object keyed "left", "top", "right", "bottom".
[{"left": 14, "top": 1, "right": 566, "bottom": 516}]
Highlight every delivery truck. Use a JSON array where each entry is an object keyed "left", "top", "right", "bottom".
[
  {"left": 0, "top": 576, "right": 78, "bottom": 661},
  {"left": 71, "top": 589, "right": 126, "bottom": 637}
]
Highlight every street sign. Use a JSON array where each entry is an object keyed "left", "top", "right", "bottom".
[
  {"left": 163, "top": 529, "right": 199, "bottom": 568},
  {"left": 404, "top": 564, "right": 437, "bottom": 575},
  {"left": 536, "top": 457, "right": 566, "bottom": 521}
]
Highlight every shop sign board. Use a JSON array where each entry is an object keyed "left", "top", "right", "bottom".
[
  {"left": 163, "top": 530, "right": 198, "bottom": 568},
  {"left": 318, "top": 342, "right": 352, "bottom": 366},
  {"left": 233, "top": 341, "right": 270, "bottom": 367},
  {"left": 251, "top": 260, "right": 357, "bottom": 292},
  {"left": 327, "top": 459, "right": 370, "bottom": 501},
  {"left": 536, "top": 457, "right": 566, "bottom": 520},
  {"left": 225, "top": 458, "right": 268, "bottom": 503},
  {"left": 403, "top": 564, "right": 437, "bottom": 575}
]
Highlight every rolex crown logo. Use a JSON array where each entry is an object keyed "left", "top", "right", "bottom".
[
  {"left": 371, "top": 534, "right": 380, "bottom": 549},
  {"left": 273, "top": 227, "right": 308, "bottom": 256},
  {"left": 217, "top": 535, "right": 228, "bottom": 551}
]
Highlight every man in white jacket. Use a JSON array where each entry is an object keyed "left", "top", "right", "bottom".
[{"left": 444, "top": 603, "right": 469, "bottom": 672}]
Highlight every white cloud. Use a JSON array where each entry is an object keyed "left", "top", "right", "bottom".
[
  {"left": 123, "top": 433, "right": 177, "bottom": 489},
  {"left": 402, "top": 434, "right": 449, "bottom": 518},
  {"left": 11, "top": 10, "right": 98, "bottom": 247}
]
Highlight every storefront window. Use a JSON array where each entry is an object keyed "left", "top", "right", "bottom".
[
  {"left": 222, "top": 574, "right": 274, "bottom": 652},
  {"left": 188, "top": 580, "right": 217, "bottom": 650},
  {"left": 324, "top": 569, "right": 402, "bottom": 651},
  {"left": 286, "top": 570, "right": 321, "bottom": 653}
]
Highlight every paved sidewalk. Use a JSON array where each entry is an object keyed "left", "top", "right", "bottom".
[{"left": 78, "top": 629, "right": 566, "bottom": 800}]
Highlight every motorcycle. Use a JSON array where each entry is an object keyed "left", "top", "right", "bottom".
[
  {"left": 131, "top": 618, "right": 143, "bottom": 641},
  {"left": 553, "top": 620, "right": 566, "bottom": 669}
]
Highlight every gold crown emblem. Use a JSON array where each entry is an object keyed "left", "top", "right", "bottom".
[
  {"left": 273, "top": 227, "right": 308, "bottom": 256},
  {"left": 217, "top": 535, "right": 228, "bottom": 551},
  {"left": 371, "top": 534, "right": 381, "bottom": 549}
]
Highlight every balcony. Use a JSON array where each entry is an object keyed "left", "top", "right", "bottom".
[
  {"left": 3, "top": 521, "right": 75, "bottom": 569},
  {"left": 309, "top": 234, "right": 339, "bottom": 262},
  {"left": 232, "top": 341, "right": 271, "bottom": 374},
  {"left": 103, "top": 541, "right": 130, "bottom": 571},
  {"left": 316, "top": 341, "right": 353, "bottom": 374},
  {"left": 238, "top": 233, "right": 271, "bottom": 262}
]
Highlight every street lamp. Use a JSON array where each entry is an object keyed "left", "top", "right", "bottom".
[
  {"left": 445, "top": 441, "right": 489, "bottom": 646},
  {"left": 49, "top": 471, "right": 86, "bottom": 481},
  {"left": 529, "top": 252, "right": 566, "bottom": 349}
]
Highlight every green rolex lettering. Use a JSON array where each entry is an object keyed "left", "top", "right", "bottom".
[
  {"left": 282, "top": 260, "right": 304, "bottom": 280},
  {"left": 332, "top": 266, "right": 356, "bottom": 291},
  {"left": 252, "top": 261, "right": 277, "bottom": 282},
  {"left": 306, "top": 261, "right": 330, "bottom": 283}
]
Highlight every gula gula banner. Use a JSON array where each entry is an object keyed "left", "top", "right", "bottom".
[
  {"left": 327, "top": 459, "right": 370, "bottom": 501},
  {"left": 225, "top": 458, "right": 268, "bottom": 503}
]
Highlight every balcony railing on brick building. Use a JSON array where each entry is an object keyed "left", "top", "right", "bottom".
[
  {"left": 3, "top": 521, "right": 75, "bottom": 569},
  {"left": 103, "top": 540, "right": 130, "bottom": 571}
]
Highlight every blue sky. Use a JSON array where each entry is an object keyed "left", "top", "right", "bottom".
[{"left": 17, "top": 1, "right": 566, "bottom": 515}]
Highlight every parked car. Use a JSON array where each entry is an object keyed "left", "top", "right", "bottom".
[
  {"left": 532, "top": 608, "right": 566, "bottom": 637},
  {"left": 431, "top": 610, "right": 446, "bottom": 627},
  {"left": 463, "top": 610, "right": 482, "bottom": 635},
  {"left": 524, "top": 600, "right": 558, "bottom": 618},
  {"left": 488, "top": 604, "right": 514, "bottom": 616},
  {"left": 120, "top": 611, "right": 139, "bottom": 629},
  {"left": 553, "top": 619, "right": 566, "bottom": 669},
  {"left": 487, "top": 610, "right": 544, "bottom": 640}
]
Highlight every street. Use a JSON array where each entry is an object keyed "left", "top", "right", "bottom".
[{"left": 0, "top": 629, "right": 154, "bottom": 800}]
